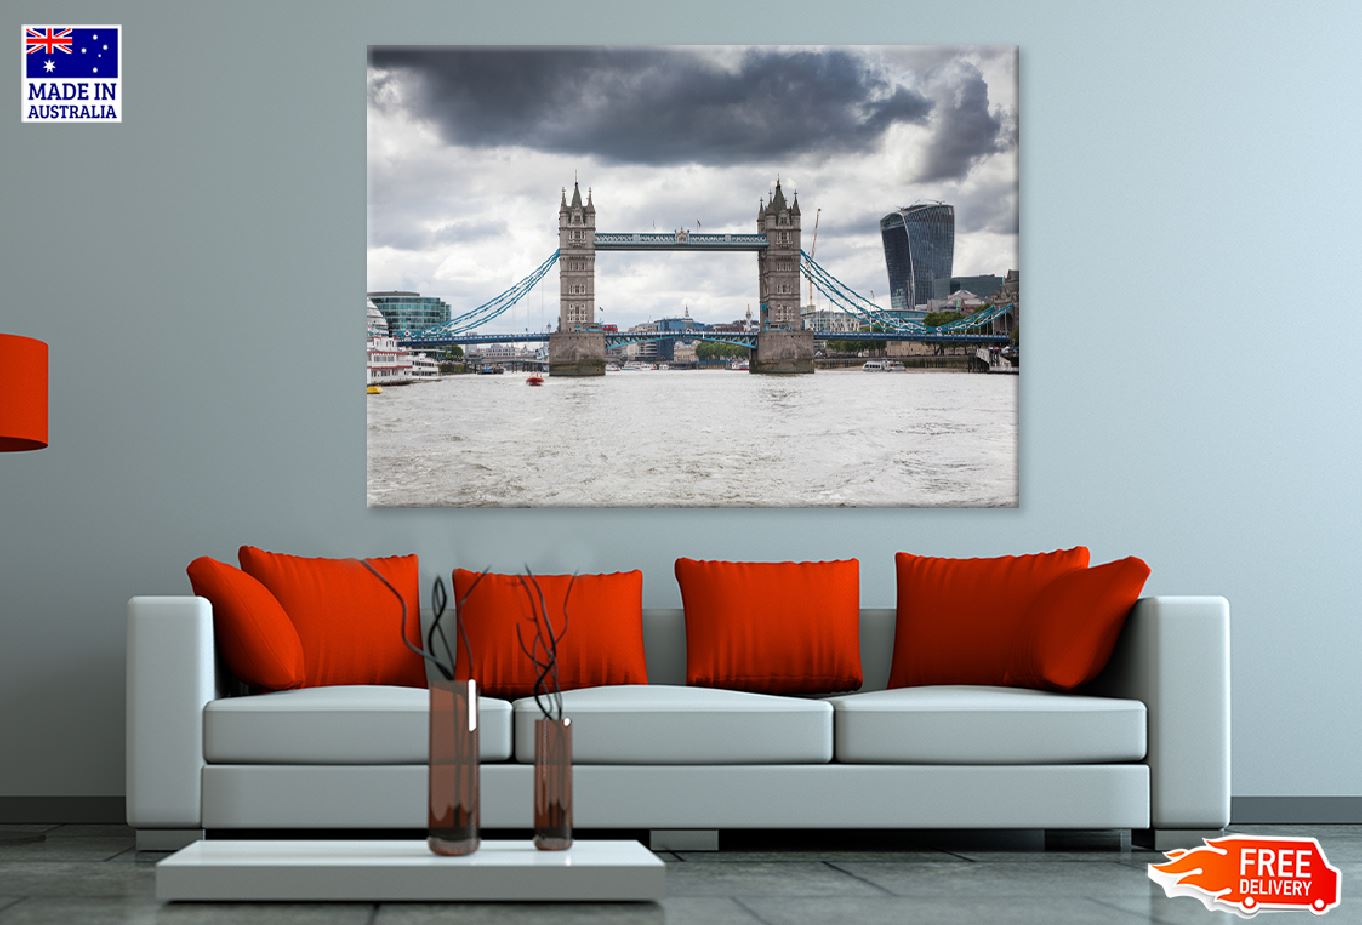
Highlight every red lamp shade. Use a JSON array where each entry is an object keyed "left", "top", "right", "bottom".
[{"left": 0, "top": 334, "right": 48, "bottom": 452}]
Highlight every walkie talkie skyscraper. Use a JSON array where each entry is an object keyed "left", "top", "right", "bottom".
[{"left": 881, "top": 202, "right": 955, "bottom": 310}]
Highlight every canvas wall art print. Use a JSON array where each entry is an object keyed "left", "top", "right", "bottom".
[{"left": 366, "top": 45, "right": 1018, "bottom": 507}]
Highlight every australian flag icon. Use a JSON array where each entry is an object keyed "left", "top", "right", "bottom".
[{"left": 25, "top": 27, "right": 119, "bottom": 79}]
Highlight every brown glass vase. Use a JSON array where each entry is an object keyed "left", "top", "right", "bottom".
[
  {"left": 533, "top": 717, "right": 573, "bottom": 850},
  {"left": 428, "top": 677, "right": 480, "bottom": 856}
]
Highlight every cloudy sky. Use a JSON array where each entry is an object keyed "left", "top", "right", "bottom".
[{"left": 367, "top": 45, "right": 1017, "bottom": 333}]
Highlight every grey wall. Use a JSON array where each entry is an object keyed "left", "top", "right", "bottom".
[{"left": 2, "top": 0, "right": 1359, "bottom": 803}]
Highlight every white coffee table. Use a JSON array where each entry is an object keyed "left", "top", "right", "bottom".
[{"left": 156, "top": 839, "right": 665, "bottom": 902}]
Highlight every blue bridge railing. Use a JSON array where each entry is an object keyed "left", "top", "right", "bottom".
[{"left": 393, "top": 247, "right": 1015, "bottom": 347}]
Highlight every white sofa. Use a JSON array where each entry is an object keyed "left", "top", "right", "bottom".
[{"left": 126, "top": 597, "right": 1230, "bottom": 851}]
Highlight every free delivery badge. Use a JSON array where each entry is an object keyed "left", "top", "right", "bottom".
[{"left": 1149, "top": 835, "right": 1341, "bottom": 917}]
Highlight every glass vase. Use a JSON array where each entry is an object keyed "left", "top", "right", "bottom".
[
  {"left": 533, "top": 717, "right": 573, "bottom": 851},
  {"left": 428, "top": 677, "right": 480, "bottom": 856}
]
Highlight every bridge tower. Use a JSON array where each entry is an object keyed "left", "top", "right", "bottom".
[
  {"left": 752, "top": 181, "right": 814, "bottom": 374},
  {"left": 549, "top": 179, "right": 606, "bottom": 376},
  {"left": 558, "top": 180, "right": 596, "bottom": 331}
]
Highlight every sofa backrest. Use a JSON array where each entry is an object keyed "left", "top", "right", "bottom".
[{"left": 639, "top": 608, "right": 898, "bottom": 692}]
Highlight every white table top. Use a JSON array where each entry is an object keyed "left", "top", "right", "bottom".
[{"left": 156, "top": 839, "right": 665, "bottom": 902}]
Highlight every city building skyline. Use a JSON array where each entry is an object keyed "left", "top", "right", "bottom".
[
  {"left": 881, "top": 202, "right": 956, "bottom": 310},
  {"left": 368, "top": 46, "right": 1016, "bottom": 334}
]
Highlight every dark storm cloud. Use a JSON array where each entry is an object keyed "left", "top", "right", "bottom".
[
  {"left": 955, "top": 182, "right": 1018, "bottom": 235},
  {"left": 368, "top": 47, "right": 933, "bottom": 165},
  {"left": 916, "top": 64, "right": 1011, "bottom": 182}
]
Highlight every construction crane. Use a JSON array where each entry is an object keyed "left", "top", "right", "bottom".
[{"left": 806, "top": 208, "right": 821, "bottom": 310}]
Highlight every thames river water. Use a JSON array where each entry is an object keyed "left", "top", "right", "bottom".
[{"left": 367, "top": 369, "right": 1017, "bottom": 507}]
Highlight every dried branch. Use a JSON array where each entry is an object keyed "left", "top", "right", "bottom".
[
  {"left": 360, "top": 560, "right": 489, "bottom": 682},
  {"left": 513, "top": 569, "right": 574, "bottom": 722},
  {"left": 449, "top": 571, "right": 487, "bottom": 681},
  {"left": 428, "top": 577, "right": 453, "bottom": 676},
  {"left": 514, "top": 581, "right": 558, "bottom": 720}
]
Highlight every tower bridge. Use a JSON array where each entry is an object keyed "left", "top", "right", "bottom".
[
  {"left": 551, "top": 178, "right": 808, "bottom": 375},
  {"left": 395, "top": 177, "right": 1016, "bottom": 374}
]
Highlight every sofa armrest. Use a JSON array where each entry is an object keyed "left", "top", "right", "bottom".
[
  {"left": 126, "top": 596, "right": 217, "bottom": 829},
  {"left": 1089, "top": 596, "right": 1230, "bottom": 829}
]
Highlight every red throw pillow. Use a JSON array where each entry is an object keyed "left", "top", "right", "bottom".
[
  {"left": 238, "top": 547, "right": 425, "bottom": 689},
  {"left": 1006, "top": 557, "right": 1151, "bottom": 691},
  {"left": 186, "top": 557, "right": 306, "bottom": 691},
  {"left": 888, "top": 547, "right": 1091, "bottom": 688},
  {"left": 676, "top": 558, "right": 862, "bottom": 694},
  {"left": 451, "top": 569, "right": 647, "bottom": 698}
]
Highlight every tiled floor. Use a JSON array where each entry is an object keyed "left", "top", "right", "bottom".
[{"left": 0, "top": 824, "right": 1358, "bottom": 923}]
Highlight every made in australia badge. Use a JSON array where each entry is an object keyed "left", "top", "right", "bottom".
[{"left": 22, "top": 25, "right": 122, "bottom": 123}]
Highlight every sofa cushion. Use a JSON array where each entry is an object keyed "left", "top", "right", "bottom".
[
  {"left": 186, "top": 557, "right": 305, "bottom": 691},
  {"left": 512, "top": 685, "right": 833, "bottom": 764},
  {"left": 825, "top": 686, "right": 1146, "bottom": 764},
  {"left": 204, "top": 685, "right": 512, "bottom": 763},
  {"left": 675, "top": 558, "right": 862, "bottom": 694},
  {"left": 889, "top": 547, "right": 1091, "bottom": 688},
  {"left": 238, "top": 547, "right": 426, "bottom": 689},
  {"left": 1006, "top": 557, "right": 1152, "bottom": 691},
  {"left": 451, "top": 569, "right": 648, "bottom": 699}
]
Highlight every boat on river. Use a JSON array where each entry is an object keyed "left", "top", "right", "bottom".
[{"left": 367, "top": 301, "right": 414, "bottom": 388}]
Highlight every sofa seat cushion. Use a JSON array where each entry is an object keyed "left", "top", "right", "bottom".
[
  {"left": 825, "top": 686, "right": 1146, "bottom": 764},
  {"left": 512, "top": 685, "right": 833, "bottom": 764},
  {"left": 204, "top": 685, "right": 512, "bottom": 763}
]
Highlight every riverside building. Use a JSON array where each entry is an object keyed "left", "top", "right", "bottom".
[
  {"left": 951, "top": 274, "right": 1004, "bottom": 299},
  {"left": 367, "top": 291, "right": 451, "bottom": 337}
]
